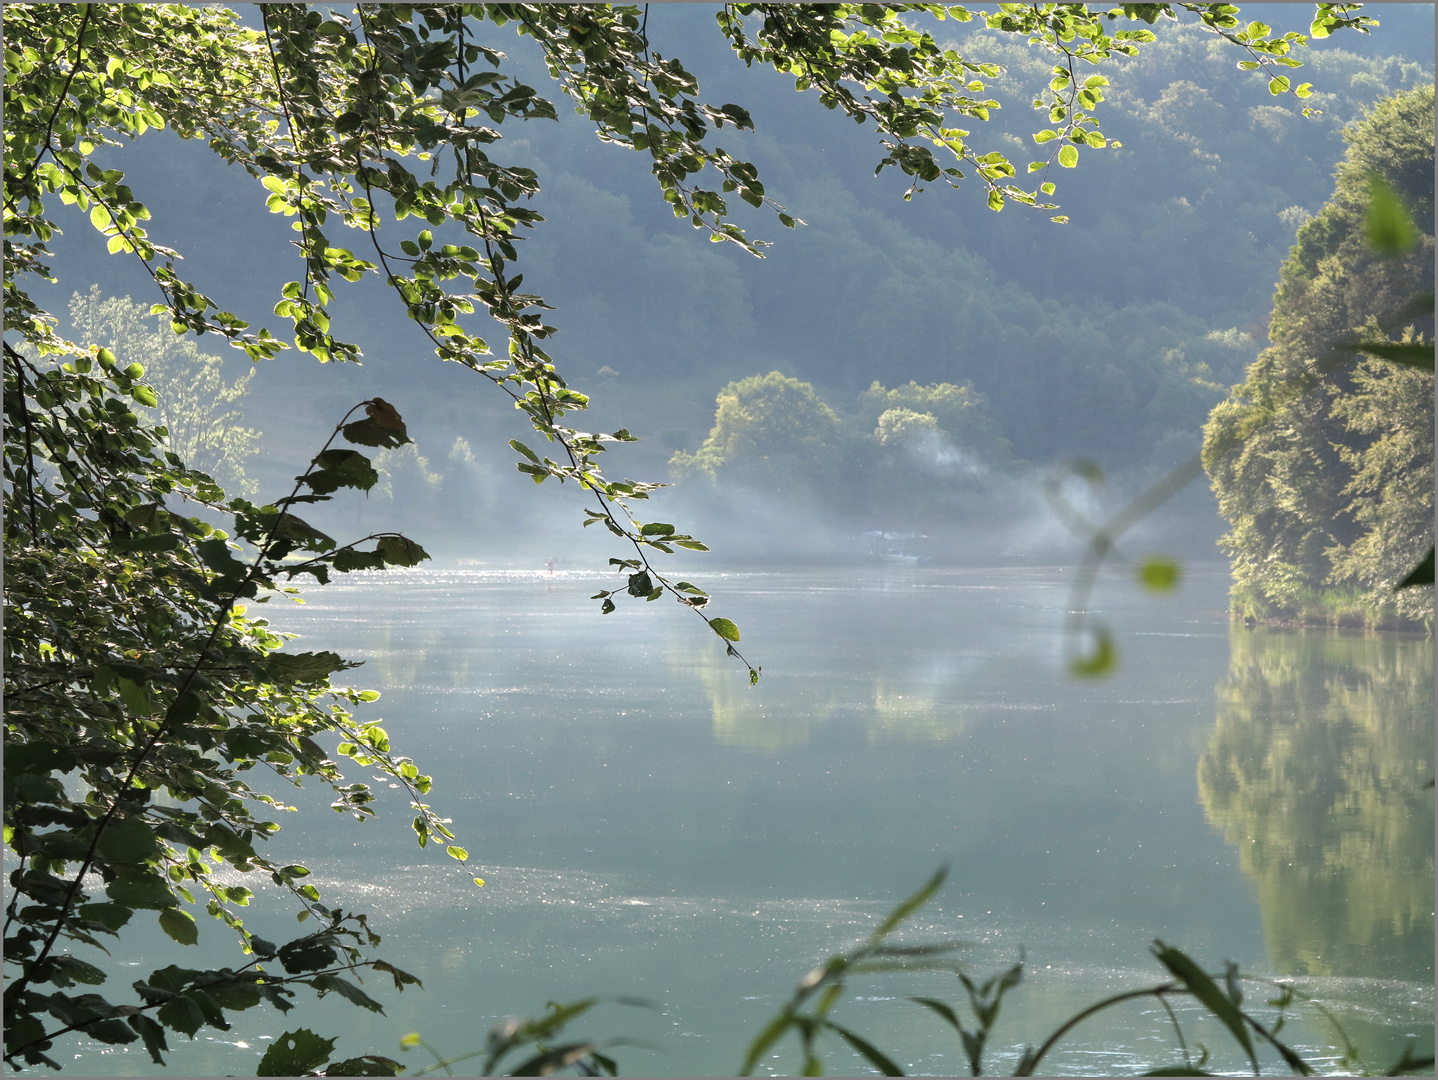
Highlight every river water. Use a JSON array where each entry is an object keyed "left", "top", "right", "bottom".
[{"left": 69, "top": 564, "right": 1433, "bottom": 1076}]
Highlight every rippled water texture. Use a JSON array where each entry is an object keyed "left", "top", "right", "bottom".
[{"left": 67, "top": 565, "right": 1433, "bottom": 1076}]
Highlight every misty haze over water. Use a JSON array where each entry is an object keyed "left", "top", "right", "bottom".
[
  {"left": 64, "top": 567, "right": 1433, "bottom": 1075},
  {"left": 33, "top": 3, "right": 1434, "bottom": 1074}
]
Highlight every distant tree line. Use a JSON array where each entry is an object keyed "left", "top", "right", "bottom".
[{"left": 669, "top": 371, "right": 1016, "bottom": 529}]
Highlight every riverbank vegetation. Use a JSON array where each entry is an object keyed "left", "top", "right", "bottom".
[
  {"left": 4, "top": 3, "right": 1429, "bottom": 1075},
  {"left": 1202, "top": 85, "right": 1434, "bottom": 630}
]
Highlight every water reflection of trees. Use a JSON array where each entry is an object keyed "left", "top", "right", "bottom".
[
  {"left": 1198, "top": 628, "right": 1434, "bottom": 981},
  {"left": 674, "top": 648, "right": 969, "bottom": 750},
  {"left": 869, "top": 679, "right": 969, "bottom": 744}
]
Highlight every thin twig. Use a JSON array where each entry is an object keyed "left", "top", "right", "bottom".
[{"left": 4, "top": 342, "right": 44, "bottom": 538}]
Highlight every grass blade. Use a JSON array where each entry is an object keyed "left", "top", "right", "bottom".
[
  {"left": 741, "top": 1012, "right": 794, "bottom": 1076},
  {"left": 1151, "top": 943, "right": 1257, "bottom": 1073},
  {"left": 824, "top": 1021, "right": 906, "bottom": 1076},
  {"left": 871, "top": 868, "right": 947, "bottom": 941}
]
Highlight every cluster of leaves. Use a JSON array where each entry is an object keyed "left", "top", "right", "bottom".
[
  {"left": 5, "top": 4, "right": 1368, "bottom": 686},
  {"left": 2, "top": 2, "right": 765, "bottom": 682},
  {"left": 0, "top": 3, "right": 1398, "bottom": 1072},
  {"left": 1049, "top": 85, "right": 1433, "bottom": 675},
  {"left": 1, "top": 307, "right": 469, "bottom": 1070},
  {"left": 398, "top": 997, "right": 655, "bottom": 1077},
  {"left": 69, "top": 288, "right": 263, "bottom": 497},
  {"left": 403, "top": 870, "right": 1435, "bottom": 1076},
  {"left": 735, "top": 870, "right": 1435, "bottom": 1076},
  {"left": 1202, "top": 84, "right": 1434, "bottom": 629},
  {"left": 714, "top": 4, "right": 1373, "bottom": 214}
]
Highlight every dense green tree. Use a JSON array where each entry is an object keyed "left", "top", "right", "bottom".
[
  {"left": 859, "top": 378, "right": 1007, "bottom": 461},
  {"left": 1202, "top": 85, "right": 1434, "bottom": 628},
  {"left": 67, "top": 288, "right": 262, "bottom": 495},
  {"left": 1327, "top": 356, "right": 1434, "bottom": 615},
  {"left": 672, "top": 373, "right": 1017, "bottom": 528},
  {"left": 669, "top": 371, "right": 846, "bottom": 497},
  {"left": 3, "top": 2, "right": 1391, "bottom": 1072}
]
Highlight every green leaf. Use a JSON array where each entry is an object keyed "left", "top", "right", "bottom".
[
  {"left": 204, "top": 974, "right": 263, "bottom": 1012},
  {"left": 117, "top": 678, "right": 151, "bottom": 716},
  {"left": 77, "top": 902, "right": 134, "bottom": 931},
  {"left": 258, "top": 1029, "right": 337, "bottom": 1076},
  {"left": 51, "top": 956, "right": 107, "bottom": 985},
  {"left": 112, "top": 533, "right": 181, "bottom": 552},
  {"left": 107, "top": 869, "right": 176, "bottom": 910},
  {"left": 709, "top": 617, "right": 740, "bottom": 642},
  {"left": 872, "top": 868, "right": 946, "bottom": 940},
  {"left": 156, "top": 995, "right": 205, "bottom": 1038},
  {"left": 264, "top": 651, "right": 352, "bottom": 684},
  {"left": 128, "top": 1014, "right": 169, "bottom": 1066},
  {"left": 310, "top": 974, "right": 385, "bottom": 1013},
  {"left": 342, "top": 419, "right": 410, "bottom": 448},
  {"left": 332, "top": 547, "right": 386, "bottom": 572},
  {"left": 509, "top": 439, "right": 541, "bottom": 463},
  {"left": 1151, "top": 942, "right": 1257, "bottom": 1072},
  {"left": 1138, "top": 558, "right": 1182, "bottom": 593},
  {"left": 1070, "top": 624, "right": 1115, "bottom": 678},
  {"left": 98, "top": 815, "right": 162, "bottom": 864},
  {"left": 305, "top": 449, "right": 379, "bottom": 494},
  {"left": 376, "top": 536, "right": 429, "bottom": 567},
  {"left": 79, "top": 1018, "right": 139, "bottom": 1046},
  {"left": 1368, "top": 175, "right": 1417, "bottom": 253},
  {"left": 741, "top": 1012, "right": 795, "bottom": 1076},
  {"left": 1345, "top": 342, "right": 1434, "bottom": 371},
  {"left": 324, "top": 1056, "right": 405, "bottom": 1077},
  {"left": 1057, "top": 144, "right": 1079, "bottom": 169},
  {"left": 909, "top": 996, "right": 963, "bottom": 1034},
  {"left": 158, "top": 908, "right": 198, "bottom": 946},
  {"left": 445, "top": 845, "right": 468, "bottom": 860},
  {"left": 824, "top": 1022, "right": 905, "bottom": 1075},
  {"left": 1268, "top": 75, "right": 1290, "bottom": 95},
  {"left": 1397, "top": 547, "right": 1434, "bottom": 590},
  {"left": 278, "top": 936, "right": 339, "bottom": 974}
]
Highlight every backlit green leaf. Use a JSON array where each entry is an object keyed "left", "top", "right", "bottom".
[
  {"left": 1138, "top": 558, "right": 1182, "bottom": 593},
  {"left": 709, "top": 617, "right": 740, "bottom": 642},
  {"left": 1367, "top": 174, "right": 1416, "bottom": 253},
  {"left": 158, "top": 908, "right": 198, "bottom": 946},
  {"left": 257, "top": 1028, "right": 336, "bottom": 1076}
]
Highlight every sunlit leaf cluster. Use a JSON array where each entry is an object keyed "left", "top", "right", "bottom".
[{"left": 3, "top": 3, "right": 1389, "bottom": 1072}]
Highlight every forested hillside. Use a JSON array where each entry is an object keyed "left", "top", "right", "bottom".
[
  {"left": 1203, "top": 85, "right": 1434, "bottom": 629},
  {"left": 7, "top": 5, "right": 1432, "bottom": 1075},
  {"left": 35, "top": 7, "right": 1432, "bottom": 559}
]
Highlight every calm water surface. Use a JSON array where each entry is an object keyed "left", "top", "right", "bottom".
[{"left": 73, "top": 565, "right": 1433, "bottom": 1076}]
